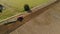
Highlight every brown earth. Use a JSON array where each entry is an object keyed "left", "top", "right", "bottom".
[{"left": 10, "top": 1, "right": 60, "bottom": 34}]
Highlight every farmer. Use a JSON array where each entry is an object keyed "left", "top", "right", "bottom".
[
  {"left": 0, "top": 4, "right": 4, "bottom": 13},
  {"left": 24, "top": 4, "right": 32, "bottom": 13},
  {"left": 17, "top": 17, "right": 24, "bottom": 22}
]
